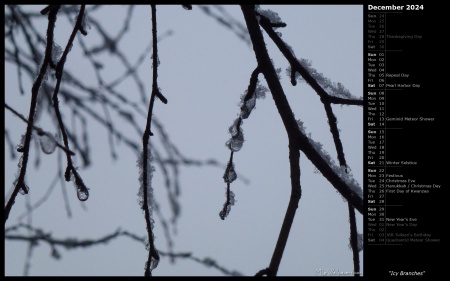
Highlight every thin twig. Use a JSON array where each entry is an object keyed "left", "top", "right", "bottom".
[
  {"left": 5, "top": 7, "right": 60, "bottom": 224},
  {"left": 51, "top": 5, "right": 90, "bottom": 202},
  {"left": 5, "top": 224, "right": 243, "bottom": 276},
  {"left": 141, "top": 5, "right": 166, "bottom": 276},
  {"left": 4, "top": 103, "right": 75, "bottom": 156}
]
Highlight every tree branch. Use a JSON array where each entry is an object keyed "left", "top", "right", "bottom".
[
  {"left": 5, "top": 6, "right": 60, "bottom": 224},
  {"left": 5, "top": 224, "right": 243, "bottom": 276},
  {"left": 4, "top": 103, "right": 75, "bottom": 156},
  {"left": 267, "top": 140, "right": 302, "bottom": 276},
  {"left": 241, "top": 5, "right": 363, "bottom": 215}
]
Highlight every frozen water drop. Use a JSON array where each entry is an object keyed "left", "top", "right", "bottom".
[
  {"left": 150, "top": 254, "right": 159, "bottom": 270},
  {"left": 226, "top": 118, "right": 244, "bottom": 152},
  {"left": 72, "top": 171, "right": 89, "bottom": 201},
  {"left": 240, "top": 95, "right": 256, "bottom": 119},
  {"left": 39, "top": 133, "right": 57, "bottom": 154},
  {"left": 226, "top": 135, "right": 244, "bottom": 152},
  {"left": 19, "top": 182, "right": 29, "bottom": 195},
  {"left": 228, "top": 118, "right": 240, "bottom": 137},
  {"left": 77, "top": 187, "right": 89, "bottom": 201},
  {"left": 51, "top": 42, "right": 62, "bottom": 64},
  {"left": 223, "top": 163, "right": 237, "bottom": 183},
  {"left": 229, "top": 190, "right": 235, "bottom": 206}
]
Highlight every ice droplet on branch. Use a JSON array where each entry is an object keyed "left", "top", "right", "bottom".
[
  {"left": 17, "top": 181, "right": 29, "bottom": 195},
  {"left": 39, "top": 133, "right": 57, "bottom": 154},
  {"left": 51, "top": 42, "right": 62, "bottom": 64},
  {"left": 72, "top": 171, "right": 89, "bottom": 201},
  {"left": 240, "top": 95, "right": 256, "bottom": 119},
  {"left": 223, "top": 162, "right": 237, "bottom": 184},
  {"left": 219, "top": 190, "right": 235, "bottom": 220},
  {"left": 226, "top": 118, "right": 244, "bottom": 152}
]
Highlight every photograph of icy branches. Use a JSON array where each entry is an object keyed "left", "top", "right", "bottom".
[{"left": 4, "top": 5, "right": 363, "bottom": 276}]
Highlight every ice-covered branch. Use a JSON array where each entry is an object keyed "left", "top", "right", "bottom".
[
  {"left": 242, "top": 5, "right": 363, "bottom": 214},
  {"left": 51, "top": 5, "right": 90, "bottom": 202},
  {"left": 5, "top": 223, "right": 243, "bottom": 276},
  {"left": 5, "top": 6, "right": 60, "bottom": 224},
  {"left": 258, "top": 14, "right": 363, "bottom": 105},
  {"left": 243, "top": 6, "right": 363, "bottom": 276},
  {"left": 258, "top": 12, "right": 363, "bottom": 272},
  {"left": 138, "top": 5, "right": 167, "bottom": 276},
  {"left": 220, "top": 66, "right": 266, "bottom": 220}
]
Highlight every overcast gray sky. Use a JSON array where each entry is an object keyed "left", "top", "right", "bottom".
[{"left": 4, "top": 5, "right": 363, "bottom": 276}]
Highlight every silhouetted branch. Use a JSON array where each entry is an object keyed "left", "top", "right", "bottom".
[
  {"left": 244, "top": 6, "right": 363, "bottom": 276},
  {"left": 267, "top": 139, "right": 302, "bottom": 276},
  {"left": 51, "top": 5, "right": 90, "bottom": 202},
  {"left": 5, "top": 224, "right": 243, "bottom": 276},
  {"left": 4, "top": 129, "right": 17, "bottom": 160},
  {"left": 242, "top": 5, "right": 363, "bottom": 214},
  {"left": 258, "top": 13, "right": 363, "bottom": 272},
  {"left": 5, "top": 5, "right": 362, "bottom": 276},
  {"left": 5, "top": 103, "right": 75, "bottom": 156},
  {"left": 348, "top": 203, "right": 361, "bottom": 276},
  {"left": 5, "top": 6, "right": 60, "bottom": 224},
  {"left": 140, "top": 5, "right": 165, "bottom": 276},
  {"left": 258, "top": 13, "right": 362, "bottom": 106}
]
